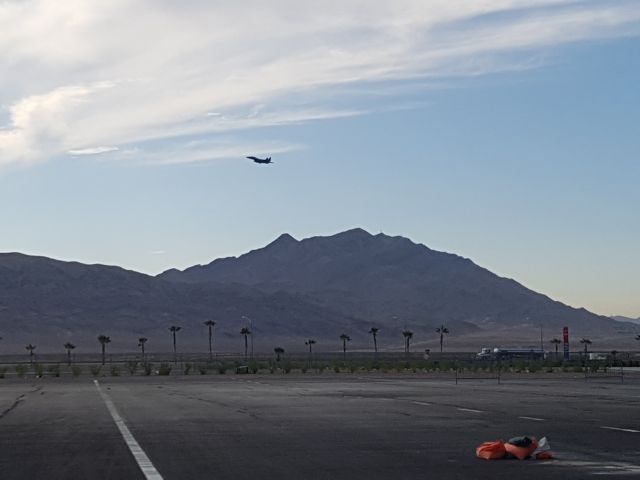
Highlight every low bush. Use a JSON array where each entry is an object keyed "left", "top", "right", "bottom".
[
  {"left": 110, "top": 365, "right": 120, "bottom": 376},
  {"left": 90, "top": 365, "right": 102, "bottom": 376},
  {"left": 0, "top": 367, "right": 7, "bottom": 378},
  {"left": 126, "top": 361, "right": 138, "bottom": 375},
  {"left": 15, "top": 364, "right": 27, "bottom": 378},
  {"left": 198, "top": 364, "right": 207, "bottom": 375},
  {"left": 72, "top": 365, "right": 82, "bottom": 377},
  {"left": 47, "top": 364, "right": 60, "bottom": 377},
  {"left": 158, "top": 363, "right": 172, "bottom": 376},
  {"left": 184, "top": 363, "right": 192, "bottom": 375},
  {"left": 143, "top": 362, "right": 153, "bottom": 376},
  {"left": 33, "top": 363, "right": 44, "bottom": 377}
]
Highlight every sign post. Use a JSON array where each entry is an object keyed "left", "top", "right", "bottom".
[{"left": 563, "top": 326, "right": 569, "bottom": 361}]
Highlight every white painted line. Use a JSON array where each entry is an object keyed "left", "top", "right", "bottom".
[
  {"left": 601, "top": 426, "right": 640, "bottom": 433},
  {"left": 94, "top": 380, "right": 164, "bottom": 480},
  {"left": 457, "top": 407, "right": 483, "bottom": 413},
  {"left": 411, "top": 401, "right": 432, "bottom": 406},
  {"left": 519, "top": 416, "right": 545, "bottom": 422}
]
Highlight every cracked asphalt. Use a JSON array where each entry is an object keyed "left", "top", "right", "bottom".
[{"left": 0, "top": 373, "right": 639, "bottom": 479}]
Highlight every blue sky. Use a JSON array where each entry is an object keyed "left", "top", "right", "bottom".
[{"left": 0, "top": 1, "right": 639, "bottom": 317}]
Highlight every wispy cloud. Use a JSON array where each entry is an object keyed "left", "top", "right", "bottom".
[
  {"left": 0, "top": 0, "right": 638, "bottom": 167},
  {"left": 68, "top": 146, "right": 119, "bottom": 156}
]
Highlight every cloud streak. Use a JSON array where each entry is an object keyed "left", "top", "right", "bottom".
[{"left": 0, "top": 0, "right": 639, "bottom": 167}]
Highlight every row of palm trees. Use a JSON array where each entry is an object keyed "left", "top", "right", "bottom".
[
  {"left": 12, "top": 327, "right": 640, "bottom": 366},
  {"left": 8, "top": 322, "right": 452, "bottom": 365}
]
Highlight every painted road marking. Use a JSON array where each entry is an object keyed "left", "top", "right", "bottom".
[
  {"left": 457, "top": 407, "right": 483, "bottom": 413},
  {"left": 600, "top": 426, "right": 640, "bottom": 433},
  {"left": 519, "top": 416, "right": 545, "bottom": 421},
  {"left": 94, "top": 380, "right": 164, "bottom": 480},
  {"left": 411, "top": 401, "right": 432, "bottom": 406}
]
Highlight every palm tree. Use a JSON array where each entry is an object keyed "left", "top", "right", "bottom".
[
  {"left": 98, "top": 335, "right": 111, "bottom": 365},
  {"left": 340, "top": 334, "right": 351, "bottom": 361},
  {"left": 240, "top": 327, "right": 251, "bottom": 360},
  {"left": 274, "top": 347, "right": 285, "bottom": 362},
  {"left": 64, "top": 342, "right": 76, "bottom": 366},
  {"left": 550, "top": 338, "right": 562, "bottom": 360},
  {"left": 436, "top": 325, "right": 449, "bottom": 354},
  {"left": 169, "top": 326, "right": 181, "bottom": 364},
  {"left": 369, "top": 327, "right": 379, "bottom": 355},
  {"left": 402, "top": 330, "right": 413, "bottom": 355},
  {"left": 305, "top": 339, "right": 316, "bottom": 367},
  {"left": 204, "top": 320, "right": 216, "bottom": 361},
  {"left": 580, "top": 337, "right": 592, "bottom": 356},
  {"left": 25, "top": 344, "right": 36, "bottom": 365},
  {"left": 138, "top": 337, "right": 148, "bottom": 361}
]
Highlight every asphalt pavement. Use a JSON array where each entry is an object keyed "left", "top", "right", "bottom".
[{"left": 1, "top": 373, "right": 639, "bottom": 479}]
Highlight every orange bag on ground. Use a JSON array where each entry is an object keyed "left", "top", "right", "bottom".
[
  {"left": 476, "top": 440, "right": 507, "bottom": 460},
  {"left": 504, "top": 437, "right": 538, "bottom": 460}
]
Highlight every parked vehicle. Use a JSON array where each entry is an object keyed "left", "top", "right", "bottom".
[{"left": 477, "top": 347, "right": 545, "bottom": 360}]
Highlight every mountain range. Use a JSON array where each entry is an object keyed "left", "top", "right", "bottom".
[{"left": 0, "top": 228, "right": 637, "bottom": 353}]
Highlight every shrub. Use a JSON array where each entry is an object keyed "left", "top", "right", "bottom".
[
  {"left": 34, "top": 363, "right": 44, "bottom": 377},
  {"left": 110, "top": 365, "right": 120, "bottom": 376},
  {"left": 72, "top": 365, "right": 82, "bottom": 377},
  {"left": 126, "top": 361, "right": 138, "bottom": 375},
  {"left": 143, "top": 362, "right": 153, "bottom": 376},
  {"left": 90, "top": 365, "right": 102, "bottom": 376},
  {"left": 158, "top": 363, "right": 172, "bottom": 376},
  {"left": 217, "top": 365, "right": 226, "bottom": 375},
  {"left": 184, "top": 363, "right": 192, "bottom": 375},
  {"left": 333, "top": 365, "right": 341, "bottom": 373},
  {"left": 15, "top": 364, "right": 27, "bottom": 377},
  {"left": 0, "top": 367, "right": 7, "bottom": 379},
  {"left": 350, "top": 365, "right": 357, "bottom": 374},
  {"left": 47, "top": 364, "right": 60, "bottom": 377},
  {"left": 198, "top": 364, "right": 207, "bottom": 375},
  {"left": 301, "top": 366, "right": 308, "bottom": 374}
]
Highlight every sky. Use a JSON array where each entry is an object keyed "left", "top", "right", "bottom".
[{"left": 0, "top": 0, "right": 639, "bottom": 317}]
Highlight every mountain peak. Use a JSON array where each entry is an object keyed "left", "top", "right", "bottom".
[
  {"left": 337, "top": 227, "right": 372, "bottom": 238},
  {"left": 267, "top": 233, "right": 298, "bottom": 247}
]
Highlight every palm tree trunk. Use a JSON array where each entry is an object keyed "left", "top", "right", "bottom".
[
  {"left": 67, "top": 349, "right": 71, "bottom": 366},
  {"left": 373, "top": 335, "right": 378, "bottom": 354},
  {"left": 208, "top": 327, "right": 213, "bottom": 361},
  {"left": 173, "top": 332, "right": 177, "bottom": 364},
  {"left": 244, "top": 335, "right": 248, "bottom": 359},
  {"left": 343, "top": 340, "right": 346, "bottom": 361},
  {"left": 101, "top": 344, "right": 105, "bottom": 365},
  {"left": 440, "top": 334, "right": 444, "bottom": 354}
]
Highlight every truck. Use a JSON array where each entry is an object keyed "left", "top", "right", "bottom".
[{"left": 476, "top": 347, "right": 545, "bottom": 360}]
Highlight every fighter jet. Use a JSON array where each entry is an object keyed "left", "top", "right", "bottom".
[{"left": 246, "top": 156, "right": 273, "bottom": 164}]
